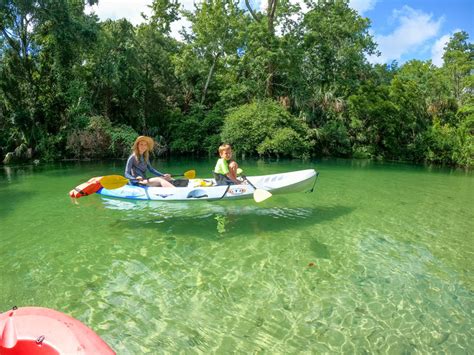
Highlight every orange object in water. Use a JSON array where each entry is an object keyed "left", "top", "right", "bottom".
[
  {"left": 0, "top": 307, "right": 115, "bottom": 354},
  {"left": 69, "top": 177, "right": 103, "bottom": 198}
]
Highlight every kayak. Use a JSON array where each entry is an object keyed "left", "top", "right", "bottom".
[
  {"left": 96, "top": 169, "right": 318, "bottom": 201},
  {"left": 0, "top": 306, "right": 114, "bottom": 354}
]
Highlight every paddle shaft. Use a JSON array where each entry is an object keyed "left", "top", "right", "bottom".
[
  {"left": 216, "top": 184, "right": 231, "bottom": 200},
  {"left": 172, "top": 170, "right": 195, "bottom": 179},
  {"left": 241, "top": 175, "right": 273, "bottom": 203},
  {"left": 215, "top": 176, "right": 252, "bottom": 201},
  {"left": 241, "top": 175, "right": 257, "bottom": 190},
  {"left": 100, "top": 169, "right": 195, "bottom": 190}
]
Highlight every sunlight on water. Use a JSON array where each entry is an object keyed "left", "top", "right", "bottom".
[{"left": 0, "top": 159, "right": 473, "bottom": 353}]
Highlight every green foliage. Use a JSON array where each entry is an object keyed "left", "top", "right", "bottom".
[
  {"left": 424, "top": 114, "right": 473, "bottom": 168},
  {"left": 168, "top": 105, "right": 224, "bottom": 155},
  {"left": 35, "top": 134, "right": 63, "bottom": 162},
  {"left": 110, "top": 125, "right": 139, "bottom": 158},
  {"left": 221, "top": 100, "right": 311, "bottom": 158},
  {"left": 316, "top": 120, "right": 352, "bottom": 157},
  {"left": 169, "top": 113, "right": 204, "bottom": 154},
  {"left": 424, "top": 121, "right": 457, "bottom": 164},
  {"left": 257, "top": 127, "right": 310, "bottom": 158},
  {"left": 299, "top": 0, "right": 376, "bottom": 100},
  {"left": 182, "top": 0, "right": 248, "bottom": 105},
  {"left": 349, "top": 82, "right": 399, "bottom": 158},
  {"left": 66, "top": 116, "right": 111, "bottom": 159},
  {"left": 66, "top": 115, "right": 137, "bottom": 159},
  {"left": 0, "top": 1, "right": 472, "bottom": 168},
  {"left": 442, "top": 31, "right": 474, "bottom": 102},
  {"left": 388, "top": 74, "right": 431, "bottom": 160},
  {"left": 452, "top": 112, "right": 474, "bottom": 168},
  {"left": 149, "top": 0, "right": 180, "bottom": 34}
]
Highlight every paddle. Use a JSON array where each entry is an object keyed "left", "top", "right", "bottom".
[
  {"left": 243, "top": 176, "right": 272, "bottom": 203},
  {"left": 237, "top": 169, "right": 272, "bottom": 203},
  {"left": 100, "top": 170, "right": 196, "bottom": 190}
]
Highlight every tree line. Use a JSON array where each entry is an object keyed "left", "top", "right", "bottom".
[{"left": 1, "top": 0, "right": 472, "bottom": 168}]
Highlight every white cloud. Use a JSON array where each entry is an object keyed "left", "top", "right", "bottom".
[
  {"left": 170, "top": 0, "right": 194, "bottom": 40},
  {"left": 349, "top": 0, "right": 378, "bottom": 15},
  {"left": 431, "top": 34, "right": 450, "bottom": 67},
  {"left": 276, "top": 0, "right": 376, "bottom": 16},
  {"left": 170, "top": 20, "right": 192, "bottom": 41},
  {"left": 431, "top": 29, "right": 460, "bottom": 67},
  {"left": 85, "top": 0, "right": 152, "bottom": 26},
  {"left": 369, "top": 6, "right": 443, "bottom": 64},
  {"left": 85, "top": 0, "right": 193, "bottom": 40}
]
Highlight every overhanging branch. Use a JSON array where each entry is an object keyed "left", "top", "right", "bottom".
[{"left": 245, "top": 0, "right": 260, "bottom": 22}]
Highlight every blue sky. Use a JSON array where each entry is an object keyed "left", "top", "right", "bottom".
[
  {"left": 86, "top": 0, "right": 474, "bottom": 67},
  {"left": 352, "top": 0, "right": 474, "bottom": 65}
]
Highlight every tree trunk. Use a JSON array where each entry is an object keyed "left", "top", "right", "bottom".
[
  {"left": 265, "top": 0, "right": 278, "bottom": 97},
  {"left": 201, "top": 53, "right": 219, "bottom": 105},
  {"left": 245, "top": 0, "right": 278, "bottom": 98}
]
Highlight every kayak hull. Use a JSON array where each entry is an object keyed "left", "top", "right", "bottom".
[
  {"left": 96, "top": 169, "right": 317, "bottom": 201},
  {"left": 0, "top": 307, "right": 114, "bottom": 355}
]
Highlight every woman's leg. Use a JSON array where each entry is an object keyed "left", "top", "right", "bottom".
[{"left": 147, "top": 177, "right": 175, "bottom": 187}]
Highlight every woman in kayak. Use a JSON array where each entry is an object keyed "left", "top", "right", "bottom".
[
  {"left": 125, "top": 136, "right": 175, "bottom": 187},
  {"left": 214, "top": 143, "right": 241, "bottom": 185}
]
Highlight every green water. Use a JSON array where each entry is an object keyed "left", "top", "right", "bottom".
[{"left": 1, "top": 159, "right": 473, "bottom": 353}]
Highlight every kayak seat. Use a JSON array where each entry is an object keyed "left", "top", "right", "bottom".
[{"left": 172, "top": 178, "right": 189, "bottom": 187}]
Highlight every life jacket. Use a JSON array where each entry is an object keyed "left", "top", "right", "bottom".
[{"left": 69, "top": 177, "right": 103, "bottom": 198}]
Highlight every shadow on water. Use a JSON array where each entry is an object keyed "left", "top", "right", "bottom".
[
  {"left": 0, "top": 167, "right": 44, "bottom": 221},
  {"left": 310, "top": 239, "right": 331, "bottom": 259},
  {"left": 0, "top": 189, "right": 38, "bottom": 220},
  {"left": 100, "top": 197, "right": 354, "bottom": 239}
]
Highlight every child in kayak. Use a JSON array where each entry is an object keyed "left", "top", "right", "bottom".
[
  {"left": 125, "top": 136, "right": 175, "bottom": 187},
  {"left": 213, "top": 143, "right": 241, "bottom": 185}
]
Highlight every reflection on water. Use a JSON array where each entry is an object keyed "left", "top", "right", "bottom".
[{"left": 100, "top": 197, "right": 353, "bottom": 237}]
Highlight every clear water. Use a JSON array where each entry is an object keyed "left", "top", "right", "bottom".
[{"left": 1, "top": 159, "right": 473, "bottom": 353}]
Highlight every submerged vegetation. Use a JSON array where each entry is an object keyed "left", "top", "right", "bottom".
[{"left": 0, "top": 0, "right": 472, "bottom": 167}]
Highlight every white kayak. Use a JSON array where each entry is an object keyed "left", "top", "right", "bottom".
[{"left": 96, "top": 169, "right": 318, "bottom": 201}]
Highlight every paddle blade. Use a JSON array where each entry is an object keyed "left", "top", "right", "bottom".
[
  {"left": 254, "top": 189, "right": 272, "bottom": 203},
  {"left": 100, "top": 175, "right": 129, "bottom": 189},
  {"left": 183, "top": 170, "right": 196, "bottom": 179}
]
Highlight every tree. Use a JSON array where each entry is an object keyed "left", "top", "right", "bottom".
[
  {"left": 221, "top": 100, "right": 311, "bottom": 158},
  {"left": 348, "top": 81, "right": 398, "bottom": 158},
  {"left": 149, "top": 0, "right": 180, "bottom": 35},
  {"left": 182, "top": 0, "right": 247, "bottom": 105},
  {"left": 441, "top": 31, "right": 474, "bottom": 167},
  {"left": 298, "top": 0, "right": 377, "bottom": 121},
  {"left": 442, "top": 31, "right": 474, "bottom": 103},
  {"left": 242, "top": 0, "right": 302, "bottom": 98},
  {"left": 0, "top": 0, "right": 99, "bottom": 159}
]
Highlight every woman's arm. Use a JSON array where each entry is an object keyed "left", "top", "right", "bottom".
[
  {"left": 124, "top": 155, "right": 138, "bottom": 181},
  {"left": 147, "top": 162, "right": 164, "bottom": 177}
]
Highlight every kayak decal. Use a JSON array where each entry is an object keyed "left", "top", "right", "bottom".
[
  {"left": 187, "top": 189, "right": 208, "bottom": 199},
  {"left": 153, "top": 194, "right": 174, "bottom": 198},
  {"left": 229, "top": 187, "right": 247, "bottom": 195}
]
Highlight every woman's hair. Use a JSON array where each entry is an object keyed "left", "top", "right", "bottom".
[
  {"left": 133, "top": 144, "right": 149, "bottom": 162},
  {"left": 132, "top": 136, "right": 154, "bottom": 162}
]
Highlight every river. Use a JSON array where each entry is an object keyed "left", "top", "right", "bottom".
[{"left": 0, "top": 158, "right": 472, "bottom": 353}]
